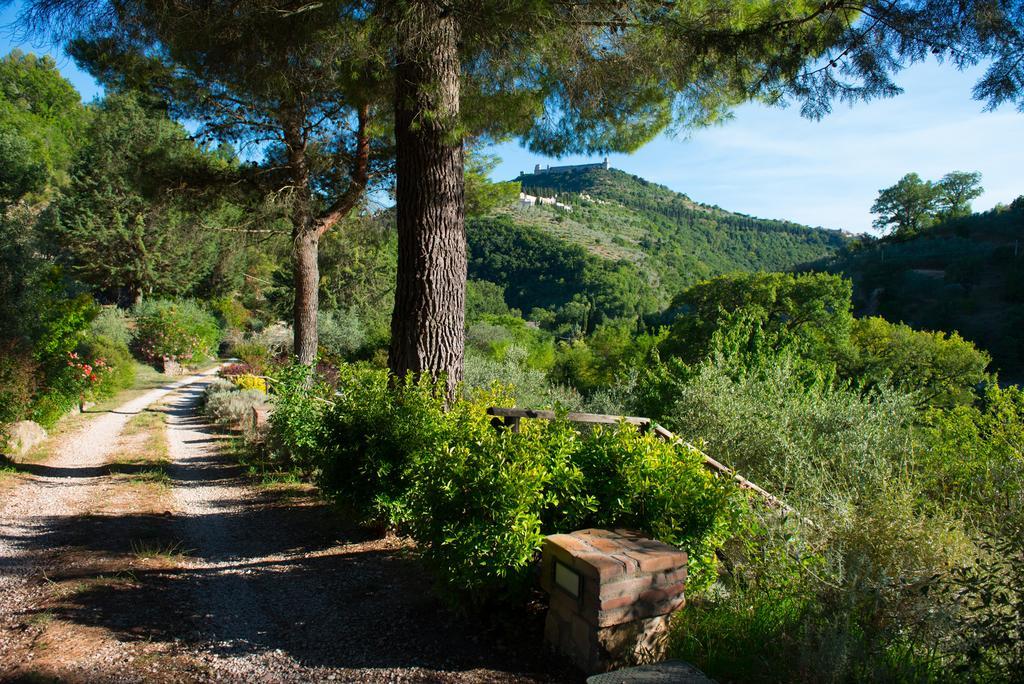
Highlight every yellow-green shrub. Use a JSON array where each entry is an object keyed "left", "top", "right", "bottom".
[{"left": 231, "top": 373, "right": 267, "bottom": 393}]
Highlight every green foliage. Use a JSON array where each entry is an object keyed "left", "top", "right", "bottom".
[
  {"left": 871, "top": 172, "right": 939, "bottom": 237},
  {"left": 48, "top": 92, "right": 242, "bottom": 300},
  {"left": 88, "top": 306, "right": 134, "bottom": 348},
  {"left": 317, "top": 309, "right": 367, "bottom": 361},
  {"left": 821, "top": 198, "right": 1024, "bottom": 381},
  {"left": 465, "top": 279, "right": 512, "bottom": 321},
  {"left": 937, "top": 171, "right": 984, "bottom": 220},
  {"left": 210, "top": 296, "right": 250, "bottom": 331},
  {"left": 265, "top": 361, "right": 736, "bottom": 605},
  {"left": 662, "top": 271, "right": 853, "bottom": 368},
  {"left": 206, "top": 385, "right": 266, "bottom": 428},
  {"left": 132, "top": 298, "right": 221, "bottom": 365},
  {"left": 551, "top": 322, "right": 665, "bottom": 396},
  {"left": 265, "top": 361, "right": 333, "bottom": 475},
  {"left": 464, "top": 147, "right": 521, "bottom": 218},
  {"left": 511, "top": 168, "right": 846, "bottom": 303},
  {"left": 467, "top": 215, "right": 657, "bottom": 334},
  {"left": 76, "top": 334, "right": 136, "bottom": 398},
  {"left": 0, "top": 129, "right": 47, "bottom": 206},
  {"left": 945, "top": 524, "right": 1024, "bottom": 681},
  {"left": 0, "top": 340, "right": 37, "bottom": 426},
  {"left": 919, "top": 385, "right": 1024, "bottom": 521},
  {"left": 846, "top": 316, "right": 990, "bottom": 408},
  {"left": 0, "top": 50, "right": 88, "bottom": 194}
]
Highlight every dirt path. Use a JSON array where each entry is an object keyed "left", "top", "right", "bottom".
[{"left": 1, "top": 375, "right": 569, "bottom": 683}]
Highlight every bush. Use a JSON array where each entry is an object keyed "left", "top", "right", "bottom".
[
  {"left": 231, "top": 373, "right": 267, "bottom": 393},
  {"left": 88, "top": 306, "right": 134, "bottom": 347},
  {"left": 202, "top": 380, "right": 266, "bottom": 428},
  {"left": 298, "top": 363, "right": 738, "bottom": 606},
  {"left": 318, "top": 309, "right": 367, "bottom": 360},
  {"left": 463, "top": 345, "right": 582, "bottom": 410},
  {"left": 265, "top": 361, "right": 333, "bottom": 475},
  {"left": 650, "top": 354, "right": 982, "bottom": 682},
  {"left": 133, "top": 298, "right": 221, "bottom": 366},
  {"left": 210, "top": 295, "right": 250, "bottom": 330},
  {"left": 0, "top": 340, "right": 37, "bottom": 429},
  {"left": 207, "top": 389, "right": 266, "bottom": 427},
  {"left": 77, "top": 334, "right": 135, "bottom": 398}
]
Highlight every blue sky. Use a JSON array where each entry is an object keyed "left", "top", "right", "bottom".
[
  {"left": 489, "top": 62, "right": 1024, "bottom": 234},
  {"left": 3, "top": 3, "right": 1021, "bottom": 234}
]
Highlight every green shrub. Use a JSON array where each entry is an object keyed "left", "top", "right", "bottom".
[
  {"left": 265, "top": 361, "right": 332, "bottom": 475},
  {"left": 210, "top": 295, "right": 250, "bottom": 330},
  {"left": 207, "top": 388, "right": 266, "bottom": 427},
  {"left": 88, "top": 306, "right": 134, "bottom": 348},
  {"left": 404, "top": 392, "right": 562, "bottom": 602},
  {"left": 463, "top": 345, "right": 582, "bottom": 410},
  {"left": 77, "top": 334, "right": 135, "bottom": 398},
  {"left": 571, "top": 425, "right": 738, "bottom": 589},
  {"left": 231, "top": 342, "right": 272, "bottom": 373},
  {"left": 0, "top": 340, "right": 37, "bottom": 434},
  {"left": 319, "top": 367, "right": 439, "bottom": 524},
  {"left": 302, "top": 363, "right": 737, "bottom": 606},
  {"left": 133, "top": 298, "right": 221, "bottom": 366},
  {"left": 318, "top": 309, "right": 366, "bottom": 360}
]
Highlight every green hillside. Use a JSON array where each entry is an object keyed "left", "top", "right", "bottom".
[
  {"left": 816, "top": 198, "right": 1024, "bottom": 382},
  {"left": 510, "top": 167, "right": 847, "bottom": 298}
]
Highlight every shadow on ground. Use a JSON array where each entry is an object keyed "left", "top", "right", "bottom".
[{"left": 8, "top": 387, "right": 573, "bottom": 682}]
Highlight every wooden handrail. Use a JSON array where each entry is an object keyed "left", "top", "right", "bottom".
[{"left": 486, "top": 407, "right": 808, "bottom": 525}]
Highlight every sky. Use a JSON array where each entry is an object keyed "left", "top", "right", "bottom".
[
  {"left": 3, "top": 2, "right": 1022, "bottom": 234},
  {"left": 489, "top": 62, "right": 1024, "bottom": 234}
]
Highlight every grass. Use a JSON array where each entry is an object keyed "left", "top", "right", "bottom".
[
  {"left": 106, "top": 409, "right": 172, "bottom": 489},
  {"left": 129, "top": 538, "right": 190, "bottom": 562}
]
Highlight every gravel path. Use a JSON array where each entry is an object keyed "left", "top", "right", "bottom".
[
  {"left": 0, "top": 368, "right": 222, "bottom": 677},
  {"left": 2, "top": 373, "right": 570, "bottom": 683}
]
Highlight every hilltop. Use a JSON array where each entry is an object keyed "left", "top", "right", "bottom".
[
  {"left": 815, "top": 198, "right": 1024, "bottom": 381},
  {"left": 513, "top": 167, "right": 843, "bottom": 296},
  {"left": 466, "top": 165, "right": 847, "bottom": 330}
]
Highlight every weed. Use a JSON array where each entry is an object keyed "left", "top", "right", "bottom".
[{"left": 129, "top": 539, "right": 190, "bottom": 561}]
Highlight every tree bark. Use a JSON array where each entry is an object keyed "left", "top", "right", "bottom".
[
  {"left": 388, "top": 1, "right": 465, "bottom": 399},
  {"left": 284, "top": 122, "right": 319, "bottom": 366}
]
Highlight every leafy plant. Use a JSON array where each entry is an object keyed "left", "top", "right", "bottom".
[{"left": 133, "top": 298, "right": 221, "bottom": 366}]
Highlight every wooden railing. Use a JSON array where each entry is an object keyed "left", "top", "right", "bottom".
[{"left": 487, "top": 407, "right": 806, "bottom": 523}]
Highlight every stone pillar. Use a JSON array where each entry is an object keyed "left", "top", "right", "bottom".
[{"left": 540, "top": 529, "right": 688, "bottom": 674}]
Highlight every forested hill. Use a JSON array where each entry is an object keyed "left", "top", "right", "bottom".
[
  {"left": 508, "top": 167, "right": 847, "bottom": 298},
  {"left": 815, "top": 198, "right": 1024, "bottom": 382}
]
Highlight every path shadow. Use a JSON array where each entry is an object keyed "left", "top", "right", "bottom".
[
  {"left": 15, "top": 504, "right": 572, "bottom": 681},
  {"left": 6, "top": 377, "right": 576, "bottom": 681}
]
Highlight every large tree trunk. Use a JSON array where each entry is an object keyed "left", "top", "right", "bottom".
[
  {"left": 285, "top": 123, "right": 319, "bottom": 366},
  {"left": 292, "top": 229, "right": 319, "bottom": 365},
  {"left": 388, "top": 2, "right": 465, "bottom": 398}
]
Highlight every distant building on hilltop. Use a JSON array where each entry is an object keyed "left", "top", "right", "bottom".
[
  {"left": 518, "top": 191, "right": 572, "bottom": 212},
  {"left": 533, "top": 157, "right": 610, "bottom": 175}
]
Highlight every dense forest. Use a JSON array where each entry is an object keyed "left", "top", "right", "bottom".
[
  {"left": 2, "top": 43, "right": 1024, "bottom": 684},
  {"left": 817, "top": 198, "right": 1024, "bottom": 382}
]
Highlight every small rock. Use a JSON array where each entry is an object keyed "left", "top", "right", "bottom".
[{"left": 3, "top": 420, "right": 47, "bottom": 457}]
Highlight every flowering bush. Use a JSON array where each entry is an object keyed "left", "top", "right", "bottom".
[
  {"left": 231, "top": 374, "right": 267, "bottom": 393},
  {"left": 65, "top": 351, "right": 111, "bottom": 398},
  {"left": 133, "top": 299, "right": 221, "bottom": 366}
]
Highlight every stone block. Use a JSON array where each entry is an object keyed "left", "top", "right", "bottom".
[
  {"left": 3, "top": 420, "right": 47, "bottom": 457},
  {"left": 541, "top": 528, "right": 688, "bottom": 674}
]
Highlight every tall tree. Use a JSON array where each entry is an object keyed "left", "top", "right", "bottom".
[
  {"left": 44, "top": 1, "right": 390, "bottom": 364},
  {"left": 48, "top": 92, "right": 240, "bottom": 302},
  {"left": 871, "top": 172, "right": 940, "bottom": 237},
  {"left": 380, "top": 0, "right": 1024, "bottom": 396},
  {"left": 21, "top": 1, "right": 1024, "bottom": 394},
  {"left": 937, "top": 170, "right": 984, "bottom": 219}
]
